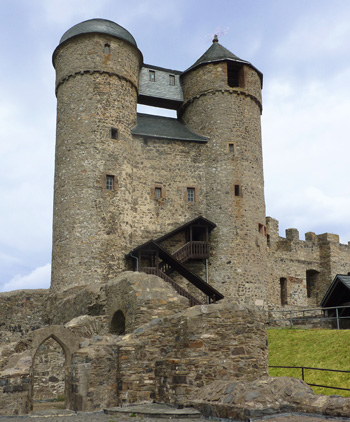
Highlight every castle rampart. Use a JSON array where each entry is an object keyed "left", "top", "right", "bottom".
[{"left": 267, "top": 216, "right": 350, "bottom": 308}]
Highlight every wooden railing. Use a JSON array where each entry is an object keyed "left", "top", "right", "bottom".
[
  {"left": 140, "top": 267, "right": 202, "bottom": 307},
  {"left": 173, "top": 241, "right": 209, "bottom": 262}
]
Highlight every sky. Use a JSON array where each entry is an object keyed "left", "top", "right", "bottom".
[{"left": 1, "top": 0, "right": 350, "bottom": 292}]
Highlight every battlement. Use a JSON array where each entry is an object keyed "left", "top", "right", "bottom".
[{"left": 266, "top": 216, "right": 349, "bottom": 248}]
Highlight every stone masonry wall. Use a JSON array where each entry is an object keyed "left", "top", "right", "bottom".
[
  {"left": 116, "top": 302, "right": 268, "bottom": 407},
  {"left": 0, "top": 290, "right": 49, "bottom": 343}
]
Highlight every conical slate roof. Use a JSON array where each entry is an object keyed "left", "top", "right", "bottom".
[{"left": 182, "top": 36, "right": 262, "bottom": 83}]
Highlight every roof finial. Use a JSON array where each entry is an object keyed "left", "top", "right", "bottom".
[{"left": 213, "top": 34, "right": 219, "bottom": 43}]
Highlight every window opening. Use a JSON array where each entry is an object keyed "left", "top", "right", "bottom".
[
  {"left": 228, "top": 143, "right": 234, "bottom": 153},
  {"left": 280, "top": 277, "right": 287, "bottom": 306},
  {"left": 169, "top": 74, "right": 175, "bottom": 86},
  {"left": 106, "top": 175, "right": 114, "bottom": 191},
  {"left": 187, "top": 187, "right": 195, "bottom": 202},
  {"left": 110, "top": 310, "right": 126, "bottom": 335},
  {"left": 149, "top": 70, "right": 156, "bottom": 82},
  {"left": 227, "top": 63, "right": 244, "bottom": 88},
  {"left": 104, "top": 43, "right": 110, "bottom": 54},
  {"left": 110, "top": 127, "right": 118, "bottom": 139},
  {"left": 155, "top": 187, "right": 162, "bottom": 199},
  {"left": 306, "top": 270, "right": 319, "bottom": 299},
  {"left": 234, "top": 184, "right": 241, "bottom": 197}
]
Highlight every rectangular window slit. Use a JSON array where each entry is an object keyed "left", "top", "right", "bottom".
[
  {"left": 229, "top": 143, "right": 234, "bottom": 153},
  {"left": 149, "top": 70, "right": 156, "bottom": 82},
  {"left": 234, "top": 185, "right": 241, "bottom": 197},
  {"left": 111, "top": 127, "right": 118, "bottom": 139},
  {"left": 155, "top": 187, "right": 162, "bottom": 199},
  {"left": 106, "top": 175, "right": 114, "bottom": 191},
  {"left": 187, "top": 187, "right": 195, "bottom": 202},
  {"left": 169, "top": 74, "right": 175, "bottom": 86}
]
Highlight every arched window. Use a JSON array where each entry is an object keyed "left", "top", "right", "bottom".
[
  {"left": 280, "top": 277, "right": 287, "bottom": 306},
  {"left": 110, "top": 310, "right": 126, "bottom": 335},
  {"left": 306, "top": 270, "right": 319, "bottom": 299}
]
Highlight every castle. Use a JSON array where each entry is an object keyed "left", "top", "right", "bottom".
[
  {"left": 51, "top": 18, "right": 350, "bottom": 309},
  {"left": 1, "top": 18, "right": 350, "bottom": 418}
]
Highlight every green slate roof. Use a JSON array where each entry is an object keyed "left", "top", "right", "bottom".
[
  {"left": 59, "top": 18, "right": 138, "bottom": 48},
  {"left": 131, "top": 113, "right": 208, "bottom": 143}
]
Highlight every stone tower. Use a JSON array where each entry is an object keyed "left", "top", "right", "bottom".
[
  {"left": 180, "top": 37, "right": 269, "bottom": 305},
  {"left": 51, "top": 19, "right": 142, "bottom": 291},
  {"left": 51, "top": 19, "right": 268, "bottom": 306}
]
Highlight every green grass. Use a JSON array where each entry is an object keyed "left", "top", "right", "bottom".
[{"left": 268, "top": 328, "right": 350, "bottom": 396}]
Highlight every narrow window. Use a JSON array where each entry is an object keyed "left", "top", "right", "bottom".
[
  {"left": 227, "top": 63, "right": 244, "bottom": 88},
  {"left": 228, "top": 143, "right": 234, "bottom": 153},
  {"left": 169, "top": 74, "right": 175, "bottom": 86},
  {"left": 149, "top": 70, "right": 156, "bottom": 82},
  {"left": 280, "top": 278, "right": 287, "bottom": 306},
  {"left": 110, "top": 127, "right": 118, "bottom": 140},
  {"left": 234, "top": 184, "right": 241, "bottom": 197},
  {"left": 106, "top": 175, "right": 114, "bottom": 191},
  {"left": 258, "top": 223, "right": 264, "bottom": 234},
  {"left": 187, "top": 187, "right": 195, "bottom": 202},
  {"left": 155, "top": 187, "right": 162, "bottom": 199},
  {"left": 104, "top": 43, "right": 110, "bottom": 54}
]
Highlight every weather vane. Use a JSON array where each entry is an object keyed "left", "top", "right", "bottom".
[{"left": 206, "top": 26, "right": 231, "bottom": 42}]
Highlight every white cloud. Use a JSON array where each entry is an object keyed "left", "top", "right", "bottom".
[{"left": 2, "top": 264, "right": 51, "bottom": 292}]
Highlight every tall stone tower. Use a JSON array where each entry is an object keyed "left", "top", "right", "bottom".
[
  {"left": 180, "top": 37, "right": 269, "bottom": 305},
  {"left": 51, "top": 19, "right": 268, "bottom": 306},
  {"left": 51, "top": 19, "right": 142, "bottom": 291}
]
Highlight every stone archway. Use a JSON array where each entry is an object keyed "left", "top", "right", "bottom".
[
  {"left": 32, "top": 336, "right": 66, "bottom": 409},
  {"left": 29, "top": 326, "right": 82, "bottom": 412},
  {"left": 110, "top": 310, "right": 126, "bottom": 335}
]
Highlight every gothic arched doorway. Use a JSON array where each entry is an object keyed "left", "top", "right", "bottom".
[{"left": 32, "top": 336, "right": 66, "bottom": 410}]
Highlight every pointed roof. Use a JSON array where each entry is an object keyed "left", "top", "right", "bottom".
[{"left": 182, "top": 35, "right": 263, "bottom": 84}]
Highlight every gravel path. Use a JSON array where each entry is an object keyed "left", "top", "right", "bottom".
[{"left": 1, "top": 410, "right": 350, "bottom": 422}]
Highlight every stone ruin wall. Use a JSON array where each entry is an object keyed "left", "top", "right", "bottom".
[
  {"left": 0, "top": 290, "right": 49, "bottom": 344},
  {"left": 267, "top": 217, "right": 350, "bottom": 310},
  {"left": 69, "top": 301, "right": 268, "bottom": 410}
]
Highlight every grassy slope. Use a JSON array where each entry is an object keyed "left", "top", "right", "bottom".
[{"left": 268, "top": 328, "right": 350, "bottom": 396}]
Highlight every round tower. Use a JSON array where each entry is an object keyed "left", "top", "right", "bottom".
[
  {"left": 51, "top": 19, "right": 142, "bottom": 291},
  {"left": 180, "top": 37, "right": 269, "bottom": 306}
]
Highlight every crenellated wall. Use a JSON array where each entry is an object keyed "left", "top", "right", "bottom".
[{"left": 267, "top": 217, "right": 350, "bottom": 309}]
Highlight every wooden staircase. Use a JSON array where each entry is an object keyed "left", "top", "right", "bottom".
[{"left": 128, "top": 217, "right": 224, "bottom": 307}]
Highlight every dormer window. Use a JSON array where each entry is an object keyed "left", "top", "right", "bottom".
[{"left": 149, "top": 70, "right": 156, "bottom": 82}]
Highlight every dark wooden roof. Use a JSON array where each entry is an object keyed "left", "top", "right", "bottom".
[
  {"left": 155, "top": 216, "right": 216, "bottom": 243},
  {"left": 321, "top": 275, "right": 350, "bottom": 307}
]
